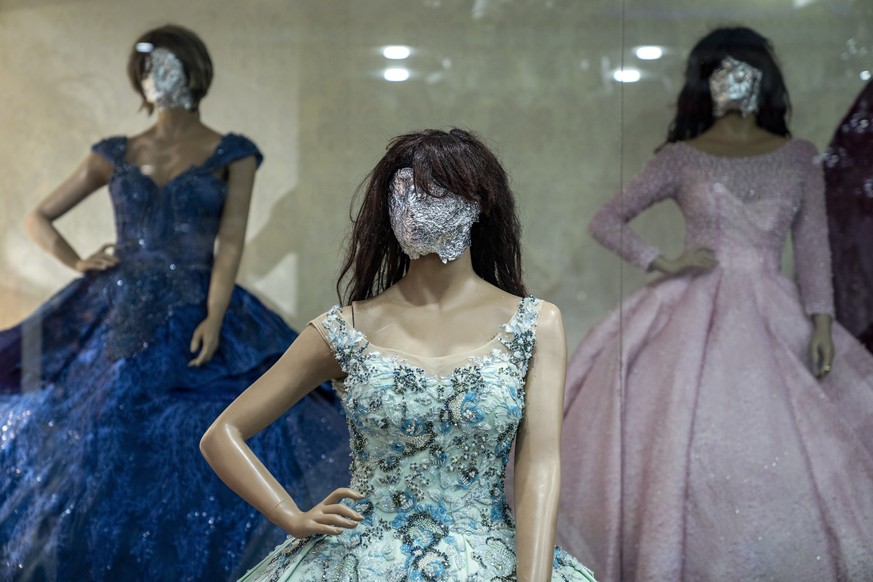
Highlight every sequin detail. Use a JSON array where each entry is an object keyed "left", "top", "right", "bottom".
[
  {"left": 824, "top": 80, "right": 873, "bottom": 347},
  {"left": 561, "top": 137, "right": 873, "bottom": 580},
  {"left": 588, "top": 138, "right": 834, "bottom": 316},
  {"left": 0, "top": 133, "right": 350, "bottom": 582},
  {"left": 240, "top": 297, "right": 596, "bottom": 582},
  {"left": 91, "top": 133, "right": 264, "bottom": 358}
]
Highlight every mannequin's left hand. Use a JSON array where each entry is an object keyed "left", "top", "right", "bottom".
[
  {"left": 189, "top": 316, "right": 223, "bottom": 367},
  {"left": 809, "top": 315, "right": 835, "bottom": 379}
]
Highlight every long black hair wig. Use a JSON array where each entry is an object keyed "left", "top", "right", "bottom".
[
  {"left": 666, "top": 26, "right": 792, "bottom": 143},
  {"left": 337, "top": 128, "right": 526, "bottom": 304}
]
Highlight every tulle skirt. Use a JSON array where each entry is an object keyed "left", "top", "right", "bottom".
[{"left": 560, "top": 267, "right": 873, "bottom": 581}]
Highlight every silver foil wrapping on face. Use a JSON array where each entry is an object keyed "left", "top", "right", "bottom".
[
  {"left": 388, "top": 167, "right": 480, "bottom": 263},
  {"left": 141, "top": 48, "right": 194, "bottom": 111},
  {"left": 709, "top": 56, "right": 763, "bottom": 118}
]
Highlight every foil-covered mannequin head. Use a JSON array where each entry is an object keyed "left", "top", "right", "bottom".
[
  {"left": 664, "top": 26, "right": 792, "bottom": 144},
  {"left": 140, "top": 47, "right": 194, "bottom": 111},
  {"left": 388, "top": 167, "right": 480, "bottom": 263},
  {"left": 709, "top": 56, "right": 763, "bottom": 118},
  {"left": 337, "top": 128, "right": 526, "bottom": 303},
  {"left": 128, "top": 25, "right": 213, "bottom": 115}
]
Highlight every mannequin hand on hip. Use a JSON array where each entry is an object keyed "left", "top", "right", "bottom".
[
  {"left": 75, "top": 243, "right": 120, "bottom": 273},
  {"left": 270, "top": 488, "right": 365, "bottom": 538},
  {"left": 651, "top": 247, "right": 719, "bottom": 277}
]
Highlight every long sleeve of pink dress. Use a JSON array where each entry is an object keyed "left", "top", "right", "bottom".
[
  {"left": 587, "top": 145, "right": 681, "bottom": 271},
  {"left": 791, "top": 141, "right": 835, "bottom": 315}
]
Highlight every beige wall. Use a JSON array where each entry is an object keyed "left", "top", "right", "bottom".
[{"left": 0, "top": 0, "right": 870, "bottom": 348}]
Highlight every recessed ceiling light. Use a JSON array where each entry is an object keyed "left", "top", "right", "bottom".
[
  {"left": 634, "top": 46, "right": 663, "bottom": 60},
  {"left": 613, "top": 68, "right": 641, "bottom": 83},
  {"left": 384, "top": 67, "right": 410, "bottom": 82},
  {"left": 382, "top": 46, "right": 411, "bottom": 60}
]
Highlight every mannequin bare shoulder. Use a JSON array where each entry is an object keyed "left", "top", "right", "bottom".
[
  {"left": 514, "top": 300, "right": 567, "bottom": 582},
  {"left": 532, "top": 301, "right": 566, "bottom": 360},
  {"left": 203, "top": 325, "right": 342, "bottom": 441},
  {"left": 518, "top": 300, "right": 567, "bottom": 445}
]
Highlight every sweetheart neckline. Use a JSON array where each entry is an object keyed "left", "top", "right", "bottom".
[{"left": 118, "top": 134, "right": 229, "bottom": 190}]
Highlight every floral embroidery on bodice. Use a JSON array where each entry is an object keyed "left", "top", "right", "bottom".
[
  {"left": 328, "top": 297, "right": 537, "bottom": 538},
  {"left": 248, "top": 297, "right": 595, "bottom": 581},
  {"left": 89, "top": 134, "right": 263, "bottom": 357}
]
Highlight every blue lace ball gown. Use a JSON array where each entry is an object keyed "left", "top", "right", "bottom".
[
  {"left": 239, "top": 297, "right": 597, "bottom": 581},
  {"left": 0, "top": 134, "right": 350, "bottom": 582}
]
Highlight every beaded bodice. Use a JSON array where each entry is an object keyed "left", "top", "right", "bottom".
[
  {"left": 318, "top": 297, "right": 539, "bottom": 537},
  {"left": 588, "top": 139, "right": 834, "bottom": 316},
  {"left": 251, "top": 296, "right": 598, "bottom": 580},
  {"left": 93, "top": 133, "right": 262, "bottom": 266},
  {"left": 89, "top": 133, "right": 263, "bottom": 357}
]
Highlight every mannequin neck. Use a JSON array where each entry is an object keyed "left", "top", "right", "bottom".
[
  {"left": 394, "top": 249, "right": 479, "bottom": 307},
  {"left": 706, "top": 112, "right": 764, "bottom": 143},
  {"left": 152, "top": 108, "right": 202, "bottom": 140},
  {"left": 689, "top": 112, "right": 786, "bottom": 157}
]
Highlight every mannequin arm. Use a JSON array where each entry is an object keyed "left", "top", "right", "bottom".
[
  {"left": 25, "top": 152, "right": 114, "bottom": 271},
  {"left": 201, "top": 325, "right": 363, "bottom": 535},
  {"left": 791, "top": 142, "right": 835, "bottom": 317},
  {"left": 189, "top": 155, "right": 256, "bottom": 366},
  {"left": 514, "top": 302, "right": 567, "bottom": 582},
  {"left": 588, "top": 146, "right": 680, "bottom": 271},
  {"left": 789, "top": 143, "right": 837, "bottom": 375}
]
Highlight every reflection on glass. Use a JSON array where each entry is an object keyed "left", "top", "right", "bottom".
[
  {"left": 383, "top": 67, "right": 411, "bottom": 82},
  {"left": 633, "top": 45, "right": 663, "bottom": 61},
  {"left": 382, "top": 45, "right": 411, "bottom": 60},
  {"left": 612, "top": 68, "right": 642, "bottom": 83}
]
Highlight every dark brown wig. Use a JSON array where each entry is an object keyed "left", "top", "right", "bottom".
[
  {"left": 665, "top": 26, "right": 791, "bottom": 144},
  {"left": 127, "top": 24, "right": 213, "bottom": 115},
  {"left": 337, "top": 128, "right": 526, "bottom": 304}
]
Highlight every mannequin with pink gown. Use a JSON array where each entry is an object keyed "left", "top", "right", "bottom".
[{"left": 559, "top": 137, "right": 873, "bottom": 580}]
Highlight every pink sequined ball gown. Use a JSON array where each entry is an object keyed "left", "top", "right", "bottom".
[{"left": 560, "top": 139, "right": 873, "bottom": 581}]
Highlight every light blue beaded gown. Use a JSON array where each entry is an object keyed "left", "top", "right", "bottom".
[
  {"left": 240, "top": 296, "right": 596, "bottom": 581},
  {"left": 0, "top": 134, "right": 350, "bottom": 581}
]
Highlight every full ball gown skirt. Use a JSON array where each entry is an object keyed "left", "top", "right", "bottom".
[
  {"left": 0, "top": 134, "right": 350, "bottom": 581},
  {"left": 559, "top": 140, "right": 873, "bottom": 581},
  {"left": 240, "top": 297, "right": 597, "bottom": 581}
]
